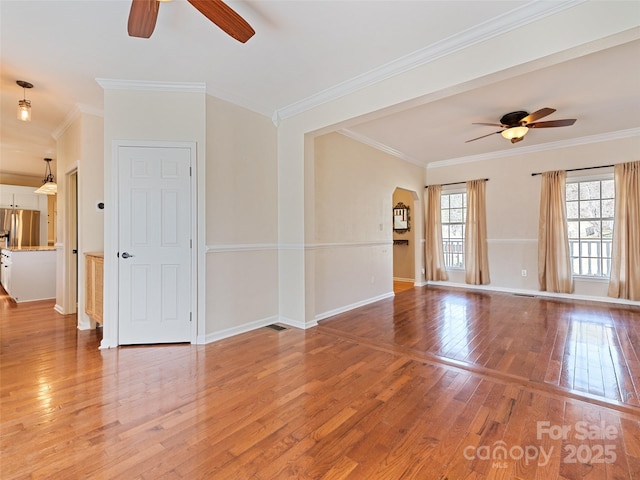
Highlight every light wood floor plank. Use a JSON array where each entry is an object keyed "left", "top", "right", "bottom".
[{"left": 2, "top": 286, "right": 639, "bottom": 479}]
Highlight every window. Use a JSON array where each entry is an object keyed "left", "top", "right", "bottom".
[
  {"left": 566, "top": 178, "right": 614, "bottom": 277},
  {"left": 441, "top": 191, "right": 466, "bottom": 268}
]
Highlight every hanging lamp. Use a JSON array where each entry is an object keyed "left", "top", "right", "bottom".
[
  {"left": 35, "top": 158, "right": 57, "bottom": 195},
  {"left": 17, "top": 80, "right": 33, "bottom": 122}
]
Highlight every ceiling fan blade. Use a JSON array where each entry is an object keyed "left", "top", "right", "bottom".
[
  {"left": 187, "top": 0, "right": 255, "bottom": 43},
  {"left": 465, "top": 130, "right": 503, "bottom": 143},
  {"left": 128, "top": 0, "right": 159, "bottom": 38},
  {"left": 520, "top": 107, "right": 556, "bottom": 125},
  {"left": 529, "top": 119, "right": 577, "bottom": 128},
  {"left": 472, "top": 122, "right": 504, "bottom": 127}
]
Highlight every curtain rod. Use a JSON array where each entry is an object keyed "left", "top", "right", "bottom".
[
  {"left": 531, "top": 164, "right": 615, "bottom": 176},
  {"left": 425, "top": 178, "right": 489, "bottom": 188}
]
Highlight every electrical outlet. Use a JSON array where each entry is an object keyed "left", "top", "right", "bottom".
[{"left": 521, "top": 269, "right": 527, "bottom": 277}]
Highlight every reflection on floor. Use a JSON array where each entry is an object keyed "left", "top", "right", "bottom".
[{"left": 319, "top": 286, "right": 640, "bottom": 410}]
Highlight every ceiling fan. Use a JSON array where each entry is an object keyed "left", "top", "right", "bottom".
[
  {"left": 128, "top": 0, "right": 255, "bottom": 43},
  {"left": 466, "top": 108, "right": 576, "bottom": 144}
]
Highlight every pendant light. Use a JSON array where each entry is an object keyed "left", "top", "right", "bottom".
[
  {"left": 16, "top": 80, "right": 33, "bottom": 122},
  {"left": 35, "top": 158, "right": 57, "bottom": 195}
]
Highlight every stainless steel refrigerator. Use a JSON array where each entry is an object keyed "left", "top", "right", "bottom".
[{"left": 0, "top": 208, "right": 40, "bottom": 248}]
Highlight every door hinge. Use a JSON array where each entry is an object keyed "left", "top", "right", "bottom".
[
  {"left": 189, "top": 167, "right": 192, "bottom": 177},
  {"left": 190, "top": 312, "right": 192, "bottom": 322},
  {"left": 190, "top": 239, "right": 192, "bottom": 248}
]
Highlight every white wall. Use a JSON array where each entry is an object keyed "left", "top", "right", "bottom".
[
  {"left": 426, "top": 136, "right": 640, "bottom": 300},
  {"left": 79, "top": 114, "right": 105, "bottom": 327},
  {"left": 313, "top": 132, "right": 424, "bottom": 320},
  {"left": 204, "top": 96, "right": 279, "bottom": 338}
]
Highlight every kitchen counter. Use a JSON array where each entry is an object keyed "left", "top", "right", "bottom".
[
  {"left": 1, "top": 248, "right": 56, "bottom": 302},
  {"left": 2, "top": 246, "right": 56, "bottom": 252}
]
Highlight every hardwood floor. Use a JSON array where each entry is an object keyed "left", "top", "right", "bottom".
[
  {"left": 1, "top": 286, "right": 639, "bottom": 479},
  {"left": 393, "top": 280, "right": 414, "bottom": 294}
]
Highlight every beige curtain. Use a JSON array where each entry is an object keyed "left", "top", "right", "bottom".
[
  {"left": 538, "top": 170, "right": 574, "bottom": 293},
  {"left": 465, "top": 179, "right": 490, "bottom": 285},
  {"left": 425, "top": 185, "right": 448, "bottom": 281},
  {"left": 608, "top": 161, "right": 640, "bottom": 300}
]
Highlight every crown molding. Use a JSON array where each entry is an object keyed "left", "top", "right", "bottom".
[
  {"left": 427, "top": 128, "right": 640, "bottom": 170},
  {"left": 77, "top": 103, "right": 104, "bottom": 117},
  {"left": 52, "top": 107, "right": 81, "bottom": 140},
  {"left": 95, "top": 78, "right": 206, "bottom": 93},
  {"left": 204, "top": 84, "right": 273, "bottom": 118},
  {"left": 339, "top": 129, "right": 423, "bottom": 167},
  {"left": 94, "top": 78, "right": 274, "bottom": 118},
  {"left": 273, "top": 0, "right": 583, "bottom": 122},
  {"left": 51, "top": 104, "right": 105, "bottom": 140}
]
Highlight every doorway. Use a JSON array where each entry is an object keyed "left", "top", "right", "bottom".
[{"left": 392, "top": 187, "right": 416, "bottom": 293}]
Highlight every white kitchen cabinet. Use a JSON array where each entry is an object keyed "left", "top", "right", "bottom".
[
  {"left": 1, "top": 250, "right": 11, "bottom": 293},
  {"left": 0, "top": 184, "right": 49, "bottom": 245},
  {"left": 0, "top": 184, "right": 44, "bottom": 209},
  {"left": 0, "top": 248, "right": 56, "bottom": 302}
]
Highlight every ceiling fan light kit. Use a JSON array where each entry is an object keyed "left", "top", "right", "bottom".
[
  {"left": 16, "top": 80, "right": 33, "bottom": 122},
  {"left": 501, "top": 126, "right": 528, "bottom": 141},
  {"left": 466, "top": 107, "right": 576, "bottom": 144}
]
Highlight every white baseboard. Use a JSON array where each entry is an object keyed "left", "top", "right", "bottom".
[
  {"left": 200, "top": 315, "right": 280, "bottom": 344},
  {"left": 278, "top": 316, "right": 318, "bottom": 330},
  {"left": 426, "top": 281, "right": 640, "bottom": 307},
  {"left": 54, "top": 304, "right": 64, "bottom": 314},
  {"left": 315, "top": 291, "right": 395, "bottom": 322}
]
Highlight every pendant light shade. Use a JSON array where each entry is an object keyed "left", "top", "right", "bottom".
[
  {"left": 35, "top": 158, "right": 57, "bottom": 195},
  {"left": 16, "top": 80, "right": 33, "bottom": 122}
]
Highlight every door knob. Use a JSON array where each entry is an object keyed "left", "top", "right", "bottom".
[{"left": 121, "top": 252, "right": 134, "bottom": 259}]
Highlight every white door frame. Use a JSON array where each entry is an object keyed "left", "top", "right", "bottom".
[{"left": 101, "top": 140, "right": 200, "bottom": 348}]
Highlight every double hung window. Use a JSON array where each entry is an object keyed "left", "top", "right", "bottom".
[
  {"left": 441, "top": 191, "right": 466, "bottom": 268},
  {"left": 566, "top": 178, "right": 614, "bottom": 277}
]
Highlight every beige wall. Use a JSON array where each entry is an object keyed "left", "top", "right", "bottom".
[
  {"left": 313, "top": 132, "right": 424, "bottom": 319},
  {"left": 426, "top": 136, "right": 640, "bottom": 298},
  {"left": 55, "top": 111, "right": 104, "bottom": 327},
  {"left": 392, "top": 188, "right": 415, "bottom": 281},
  {"left": 204, "top": 96, "right": 279, "bottom": 337},
  {"left": 55, "top": 114, "right": 81, "bottom": 316}
]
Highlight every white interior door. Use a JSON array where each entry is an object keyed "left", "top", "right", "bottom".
[{"left": 118, "top": 145, "right": 192, "bottom": 344}]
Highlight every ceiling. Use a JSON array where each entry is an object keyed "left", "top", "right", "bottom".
[{"left": 1, "top": 1, "right": 639, "bottom": 180}]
